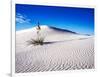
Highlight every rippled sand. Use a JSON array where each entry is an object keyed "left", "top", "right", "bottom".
[{"left": 15, "top": 26, "right": 94, "bottom": 73}]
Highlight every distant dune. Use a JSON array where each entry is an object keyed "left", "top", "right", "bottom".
[{"left": 16, "top": 25, "right": 94, "bottom": 73}]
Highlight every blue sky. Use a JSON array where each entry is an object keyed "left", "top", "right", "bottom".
[{"left": 16, "top": 4, "right": 94, "bottom": 35}]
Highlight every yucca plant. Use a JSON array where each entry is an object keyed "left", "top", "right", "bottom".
[{"left": 27, "top": 22, "right": 45, "bottom": 46}]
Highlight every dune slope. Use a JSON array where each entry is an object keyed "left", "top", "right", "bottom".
[{"left": 15, "top": 26, "right": 94, "bottom": 73}]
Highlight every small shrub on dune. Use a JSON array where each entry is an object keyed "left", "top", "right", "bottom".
[{"left": 27, "top": 22, "right": 45, "bottom": 46}]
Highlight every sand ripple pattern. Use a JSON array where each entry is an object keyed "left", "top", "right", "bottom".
[{"left": 16, "top": 37, "right": 94, "bottom": 73}]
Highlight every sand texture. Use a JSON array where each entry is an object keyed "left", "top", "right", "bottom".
[{"left": 15, "top": 26, "right": 94, "bottom": 73}]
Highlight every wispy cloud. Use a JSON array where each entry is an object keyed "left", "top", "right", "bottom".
[{"left": 16, "top": 13, "right": 30, "bottom": 24}]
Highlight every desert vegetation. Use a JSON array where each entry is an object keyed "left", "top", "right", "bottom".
[{"left": 27, "top": 22, "right": 45, "bottom": 46}]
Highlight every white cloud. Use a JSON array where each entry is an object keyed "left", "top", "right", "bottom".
[{"left": 16, "top": 13, "right": 30, "bottom": 24}]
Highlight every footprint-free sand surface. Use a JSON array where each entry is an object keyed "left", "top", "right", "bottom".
[{"left": 15, "top": 26, "right": 94, "bottom": 73}]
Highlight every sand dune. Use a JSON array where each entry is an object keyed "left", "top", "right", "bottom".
[{"left": 15, "top": 25, "right": 94, "bottom": 73}]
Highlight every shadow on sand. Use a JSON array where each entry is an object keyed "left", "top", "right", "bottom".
[{"left": 43, "top": 37, "right": 90, "bottom": 45}]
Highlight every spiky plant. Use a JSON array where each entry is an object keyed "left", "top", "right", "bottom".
[{"left": 27, "top": 22, "right": 45, "bottom": 46}]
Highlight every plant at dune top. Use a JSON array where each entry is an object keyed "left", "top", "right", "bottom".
[{"left": 27, "top": 22, "right": 45, "bottom": 46}]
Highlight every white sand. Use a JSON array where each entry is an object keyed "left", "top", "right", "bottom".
[{"left": 15, "top": 25, "right": 94, "bottom": 73}]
